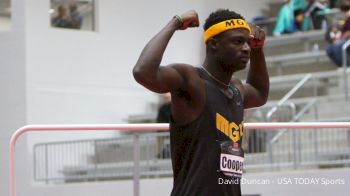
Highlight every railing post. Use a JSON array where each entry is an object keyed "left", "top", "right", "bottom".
[
  {"left": 93, "top": 140, "right": 98, "bottom": 181},
  {"left": 313, "top": 102, "right": 319, "bottom": 164},
  {"left": 45, "top": 144, "right": 49, "bottom": 185},
  {"left": 292, "top": 130, "right": 297, "bottom": 169},
  {"left": 268, "top": 140, "right": 274, "bottom": 170},
  {"left": 314, "top": 129, "right": 319, "bottom": 164},
  {"left": 133, "top": 133, "right": 140, "bottom": 196},
  {"left": 342, "top": 40, "right": 350, "bottom": 100}
]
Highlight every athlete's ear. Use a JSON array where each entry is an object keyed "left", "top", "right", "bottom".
[{"left": 207, "top": 37, "right": 219, "bottom": 51}]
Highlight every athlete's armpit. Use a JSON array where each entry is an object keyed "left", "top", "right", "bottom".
[{"left": 133, "top": 63, "right": 189, "bottom": 93}]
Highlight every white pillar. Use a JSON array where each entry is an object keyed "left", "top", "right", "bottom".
[{"left": 0, "top": 0, "right": 27, "bottom": 195}]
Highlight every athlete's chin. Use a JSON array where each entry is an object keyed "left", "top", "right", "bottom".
[
  {"left": 227, "top": 62, "right": 247, "bottom": 72},
  {"left": 235, "top": 63, "right": 247, "bottom": 71}
]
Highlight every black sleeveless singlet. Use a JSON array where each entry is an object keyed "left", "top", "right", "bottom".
[{"left": 170, "top": 68, "right": 245, "bottom": 196}]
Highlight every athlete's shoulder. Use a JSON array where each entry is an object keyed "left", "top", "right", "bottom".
[
  {"left": 169, "top": 63, "right": 198, "bottom": 72},
  {"left": 168, "top": 63, "right": 201, "bottom": 78}
]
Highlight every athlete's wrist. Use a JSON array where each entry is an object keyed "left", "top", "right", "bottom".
[
  {"left": 173, "top": 15, "right": 184, "bottom": 30},
  {"left": 251, "top": 47, "right": 263, "bottom": 52}
]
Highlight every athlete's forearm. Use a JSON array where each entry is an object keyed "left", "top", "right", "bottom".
[
  {"left": 133, "top": 18, "right": 180, "bottom": 81},
  {"left": 246, "top": 48, "right": 269, "bottom": 105}
]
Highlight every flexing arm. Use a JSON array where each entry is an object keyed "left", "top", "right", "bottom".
[
  {"left": 243, "top": 24, "right": 270, "bottom": 109},
  {"left": 133, "top": 10, "right": 199, "bottom": 93}
]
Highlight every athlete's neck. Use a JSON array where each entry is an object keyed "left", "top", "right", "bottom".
[{"left": 202, "top": 59, "right": 233, "bottom": 87}]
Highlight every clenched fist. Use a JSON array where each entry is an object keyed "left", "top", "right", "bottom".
[
  {"left": 179, "top": 10, "right": 200, "bottom": 30},
  {"left": 249, "top": 24, "right": 265, "bottom": 49}
]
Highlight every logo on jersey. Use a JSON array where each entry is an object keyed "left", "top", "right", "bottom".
[{"left": 216, "top": 113, "right": 243, "bottom": 142}]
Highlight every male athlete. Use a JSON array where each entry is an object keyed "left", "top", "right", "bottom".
[{"left": 133, "top": 9, "right": 269, "bottom": 196}]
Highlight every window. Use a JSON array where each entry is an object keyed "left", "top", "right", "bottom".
[
  {"left": 0, "top": 0, "right": 11, "bottom": 30},
  {"left": 50, "top": 0, "right": 95, "bottom": 31}
]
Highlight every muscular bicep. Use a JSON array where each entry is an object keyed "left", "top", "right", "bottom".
[
  {"left": 232, "top": 78, "right": 267, "bottom": 109},
  {"left": 133, "top": 63, "right": 187, "bottom": 93},
  {"left": 242, "top": 83, "right": 268, "bottom": 109}
]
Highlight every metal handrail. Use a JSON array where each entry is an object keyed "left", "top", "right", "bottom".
[
  {"left": 262, "top": 74, "right": 314, "bottom": 166},
  {"left": 10, "top": 124, "right": 168, "bottom": 196},
  {"left": 266, "top": 74, "right": 313, "bottom": 120},
  {"left": 342, "top": 39, "right": 350, "bottom": 99},
  {"left": 268, "top": 99, "right": 318, "bottom": 168},
  {"left": 293, "top": 98, "right": 317, "bottom": 122},
  {"left": 10, "top": 123, "right": 350, "bottom": 196},
  {"left": 267, "top": 102, "right": 296, "bottom": 122},
  {"left": 266, "top": 86, "right": 317, "bottom": 167},
  {"left": 270, "top": 99, "right": 317, "bottom": 144}
]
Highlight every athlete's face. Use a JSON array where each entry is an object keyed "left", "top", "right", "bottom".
[{"left": 215, "top": 29, "right": 251, "bottom": 71}]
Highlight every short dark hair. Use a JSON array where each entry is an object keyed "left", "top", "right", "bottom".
[
  {"left": 294, "top": 9, "right": 304, "bottom": 17},
  {"left": 340, "top": 0, "right": 350, "bottom": 12},
  {"left": 204, "top": 9, "right": 245, "bottom": 31}
]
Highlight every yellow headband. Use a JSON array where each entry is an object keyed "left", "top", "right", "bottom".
[{"left": 204, "top": 19, "right": 251, "bottom": 43}]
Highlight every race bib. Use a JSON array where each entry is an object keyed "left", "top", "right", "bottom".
[
  {"left": 219, "top": 141, "right": 244, "bottom": 178},
  {"left": 220, "top": 153, "right": 244, "bottom": 177}
]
